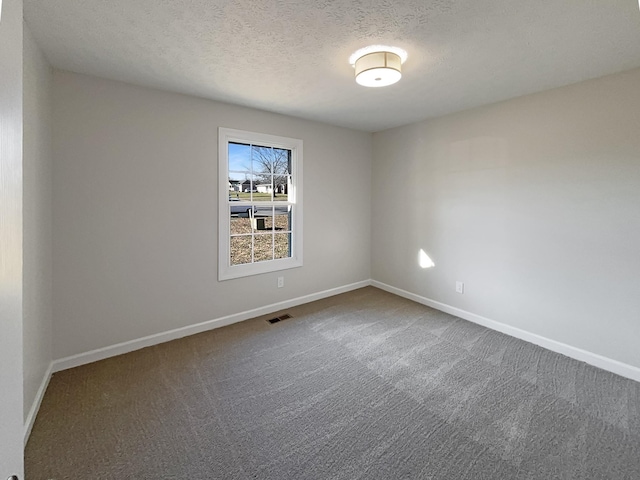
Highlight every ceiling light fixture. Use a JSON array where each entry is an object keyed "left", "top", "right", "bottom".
[{"left": 349, "top": 45, "right": 408, "bottom": 87}]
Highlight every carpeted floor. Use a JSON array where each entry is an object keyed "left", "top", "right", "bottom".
[{"left": 26, "top": 287, "right": 640, "bottom": 479}]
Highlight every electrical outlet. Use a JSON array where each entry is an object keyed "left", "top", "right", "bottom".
[
  {"left": 277, "top": 276, "right": 284, "bottom": 288},
  {"left": 455, "top": 281, "right": 464, "bottom": 294}
]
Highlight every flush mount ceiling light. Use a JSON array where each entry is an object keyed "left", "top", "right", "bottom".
[{"left": 349, "top": 45, "right": 408, "bottom": 87}]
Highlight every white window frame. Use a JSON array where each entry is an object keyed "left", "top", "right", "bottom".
[{"left": 218, "top": 127, "right": 303, "bottom": 281}]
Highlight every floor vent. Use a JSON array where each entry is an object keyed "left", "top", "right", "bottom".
[{"left": 267, "top": 314, "right": 292, "bottom": 324}]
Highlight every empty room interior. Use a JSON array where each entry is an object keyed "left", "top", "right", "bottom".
[{"left": 2, "top": 0, "right": 640, "bottom": 478}]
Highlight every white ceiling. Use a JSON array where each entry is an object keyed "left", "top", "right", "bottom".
[{"left": 24, "top": 0, "right": 640, "bottom": 132}]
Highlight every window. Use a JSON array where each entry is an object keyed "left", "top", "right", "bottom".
[{"left": 218, "top": 128, "right": 303, "bottom": 280}]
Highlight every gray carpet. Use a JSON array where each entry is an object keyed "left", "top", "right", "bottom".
[{"left": 26, "top": 287, "right": 640, "bottom": 479}]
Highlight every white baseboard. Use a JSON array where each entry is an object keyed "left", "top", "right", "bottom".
[
  {"left": 52, "top": 280, "right": 371, "bottom": 373},
  {"left": 48, "top": 277, "right": 640, "bottom": 382},
  {"left": 27, "top": 278, "right": 640, "bottom": 446},
  {"left": 24, "top": 361, "right": 54, "bottom": 446},
  {"left": 371, "top": 280, "right": 640, "bottom": 383}
]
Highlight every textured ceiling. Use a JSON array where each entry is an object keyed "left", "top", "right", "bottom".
[{"left": 24, "top": 0, "right": 640, "bottom": 132}]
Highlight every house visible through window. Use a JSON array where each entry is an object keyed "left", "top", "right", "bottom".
[{"left": 218, "top": 128, "right": 303, "bottom": 280}]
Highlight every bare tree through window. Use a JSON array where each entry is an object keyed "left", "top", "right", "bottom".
[{"left": 252, "top": 146, "right": 290, "bottom": 198}]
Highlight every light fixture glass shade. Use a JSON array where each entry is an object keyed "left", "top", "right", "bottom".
[{"left": 354, "top": 51, "right": 402, "bottom": 87}]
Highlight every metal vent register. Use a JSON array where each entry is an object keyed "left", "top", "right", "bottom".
[{"left": 266, "top": 314, "right": 292, "bottom": 324}]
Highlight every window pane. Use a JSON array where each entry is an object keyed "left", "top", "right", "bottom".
[
  {"left": 274, "top": 149, "right": 291, "bottom": 175},
  {"left": 236, "top": 177, "right": 253, "bottom": 199},
  {"left": 251, "top": 145, "right": 273, "bottom": 183},
  {"left": 254, "top": 206, "right": 274, "bottom": 231},
  {"left": 232, "top": 180, "right": 252, "bottom": 198},
  {"left": 273, "top": 206, "right": 290, "bottom": 230},
  {"left": 230, "top": 209, "right": 252, "bottom": 235},
  {"left": 230, "top": 236, "right": 252, "bottom": 265},
  {"left": 229, "top": 179, "right": 242, "bottom": 195},
  {"left": 274, "top": 233, "right": 291, "bottom": 259},
  {"left": 254, "top": 234, "right": 274, "bottom": 262},
  {"left": 273, "top": 150, "right": 290, "bottom": 202},
  {"left": 229, "top": 142, "right": 251, "bottom": 176},
  {"left": 253, "top": 177, "right": 273, "bottom": 201},
  {"left": 242, "top": 175, "right": 258, "bottom": 202},
  {"left": 273, "top": 175, "right": 291, "bottom": 202},
  {"left": 230, "top": 203, "right": 254, "bottom": 219}
]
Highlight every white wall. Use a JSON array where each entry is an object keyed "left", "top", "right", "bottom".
[
  {"left": 23, "top": 24, "right": 53, "bottom": 424},
  {"left": 52, "top": 71, "right": 372, "bottom": 359},
  {"left": 372, "top": 68, "right": 640, "bottom": 370},
  {"left": 0, "top": 0, "right": 25, "bottom": 475}
]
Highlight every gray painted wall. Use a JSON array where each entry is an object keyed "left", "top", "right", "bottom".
[
  {"left": 23, "top": 24, "right": 53, "bottom": 424},
  {"left": 372, "top": 68, "right": 640, "bottom": 369},
  {"left": 52, "top": 71, "right": 372, "bottom": 359}
]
